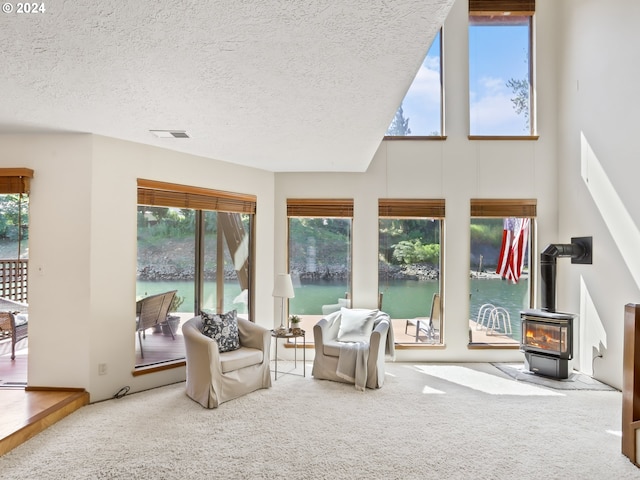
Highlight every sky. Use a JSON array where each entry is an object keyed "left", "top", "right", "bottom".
[{"left": 389, "top": 21, "right": 531, "bottom": 136}]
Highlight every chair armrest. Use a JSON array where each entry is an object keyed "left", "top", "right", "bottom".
[
  {"left": 237, "top": 318, "right": 270, "bottom": 353},
  {"left": 312, "top": 319, "right": 327, "bottom": 356},
  {"left": 372, "top": 318, "right": 389, "bottom": 336},
  {"left": 369, "top": 318, "right": 389, "bottom": 357},
  {"left": 183, "top": 317, "right": 221, "bottom": 371}
]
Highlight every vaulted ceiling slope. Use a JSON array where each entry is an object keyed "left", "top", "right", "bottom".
[{"left": 0, "top": 0, "right": 454, "bottom": 172}]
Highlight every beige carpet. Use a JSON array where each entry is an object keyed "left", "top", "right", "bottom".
[{"left": 0, "top": 362, "right": 637, "bottom": 479}]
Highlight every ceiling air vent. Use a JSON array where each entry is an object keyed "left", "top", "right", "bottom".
[{"left": 149, "top": 130, "right": 190, "bottom": 138}]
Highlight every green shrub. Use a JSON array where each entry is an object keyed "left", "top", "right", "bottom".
[{"left": 392, "top": 240, "right": 440, "bottom": 265}]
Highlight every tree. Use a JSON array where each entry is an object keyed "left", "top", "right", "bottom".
[
  {"left": 0, "top": 194, "right": 28, "bottom": 240},
  {"left": 507, "top": 77, "right": 530, "bottom": 131},
  {"left": 392, "top": 239, "right": 440, "bottom": 265},
  {"left": 386, "top": 104, "right": 411, "bottom": 136}
]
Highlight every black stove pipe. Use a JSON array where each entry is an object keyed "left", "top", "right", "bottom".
[{"left": 540, "top": 242, "right": 588, "bottom": 312}]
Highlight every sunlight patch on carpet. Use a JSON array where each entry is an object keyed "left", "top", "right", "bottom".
[
  {"left": 414, "top": 365, "right": 565, "bottom": 396},
  {"left": 422, "top": 385, "right": 446, "bottom": 394}
]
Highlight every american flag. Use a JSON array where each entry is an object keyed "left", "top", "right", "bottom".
[{"left": 496, "top": 217, "right": 530, "bottom": 283}]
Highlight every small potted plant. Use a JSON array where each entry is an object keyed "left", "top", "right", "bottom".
[
  {"left": 162, "top": 294, "right": 185, "bottom": 335},
  {"left": 289, "top": 314, "right": 302, "bottom": 335}
]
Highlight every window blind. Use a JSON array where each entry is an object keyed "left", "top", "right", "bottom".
[
  {"left": 378, "top": 199, "right": 445, "bottom": 218},
  {"left": 137, "top": 179, "right": 256, "bottom": 214},
  {"left": 287, "top": 199, "right": 354, "bottom": 217},
  {"left": 0, "top": 168, "right": 34, "bottom": 194},
  {"left": 470, "top": 199, "right": 537, "bottom": 217},
  {"left": 469, "top": 0, "right": 535, "bottom": 15}
]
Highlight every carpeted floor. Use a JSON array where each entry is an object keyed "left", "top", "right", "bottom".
[{"left": 0, "top": 362, "right": 637, "bottom": 479}]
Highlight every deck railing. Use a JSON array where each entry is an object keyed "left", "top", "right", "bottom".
[{"left": 0, "top": 259, "right": 28, "bottom": 303}]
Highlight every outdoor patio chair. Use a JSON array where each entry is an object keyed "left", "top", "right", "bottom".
[
  {"left": 405, "top": 292, "right": 441, "bottom": 342},
  {"left": 0, "top": 311, "right": 28, "bottom": 360},
  {"left": 135, "top": 290, "right": 177, "bottom": 358},
  {"left": 321, "top": 293, "right": 351, "bottom": 316}
]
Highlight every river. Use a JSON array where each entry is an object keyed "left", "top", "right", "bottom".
[{"left": 137, "top": 277, "right": 528, "bottom": 337}]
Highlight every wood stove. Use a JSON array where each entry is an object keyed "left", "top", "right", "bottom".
[
  {"left": 520, "top": 309, "right": 575, "bottom": 379},
  {"left": 519, "top": 238, "right": 591, "bottom": 379}
]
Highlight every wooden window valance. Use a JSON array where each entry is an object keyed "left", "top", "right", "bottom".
[
  {"left": 137, "top": 179, "right": 256, "bottom": 214},
  {"left": 469, "top": 0, "right": 535, "bottom": 15},
  {"left": 379, "top": 199, "right": 445, "bottom": 218},
  {"left": 287, "top": 199, "right": 354, "bottom": 218},
  {"left": 470, "top": 199, "right": 537, "bottom": 218},
  {"left": 0, "top": 168, "right": 34, "bottom": 194}
]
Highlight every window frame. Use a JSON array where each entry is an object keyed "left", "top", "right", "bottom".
[
  {"left": 468, "top": 198, "right": 537, "bottom": 349},
  {"left": 468, "top": 0, "right": 537, "bottom": 139},
  {"left": 384, "top": 28, "right": 446, "bottom": 140},
  {"left": 378, "top": 199, "right": 445, "bottom": 347},
  {"left": 136, "top": 179, "right": 256, "bottom": 368},
  {"left": 286, "top": 199, "right": 354, "bottom": 344}
]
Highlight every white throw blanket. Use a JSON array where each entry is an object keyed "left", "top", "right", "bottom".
[{"left": 336, "top": 341, "right": 369, "bottom": 391}]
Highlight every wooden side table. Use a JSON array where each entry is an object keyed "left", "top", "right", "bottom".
[{"left": 271, "top": 329, "right": 305, "bottom": 380}]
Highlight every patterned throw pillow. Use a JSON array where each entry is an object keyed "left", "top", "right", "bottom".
[{"left": 201, "top": 310, "right": 240, "bottom": 352}]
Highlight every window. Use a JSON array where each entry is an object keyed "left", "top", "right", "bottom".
[
  {"left": 469, "top": 0, "right": 535, "bottom": 136},
  {"left": 0, "top": 188, "right": 29, "bottom": 302},
  {"left": 136, "top": 180, "right": 255, "bottom": 367},
  {"left": 386, "top": 29, "right": 443, "bottom": 137},
  {"left": 0, "top": 169, "right": 32, "bottom": 386},
  {"left": 379, "top": 199, "right": 444, "bottom": 344},
  {"left": 287, "top": 199, "right": 353, "bottom": 342},
  {"left": 469, "top": 199, "right": 536, "bottom": 346}
]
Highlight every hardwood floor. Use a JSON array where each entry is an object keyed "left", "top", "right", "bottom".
[
  {"left": 0, "top": 339, "right": 88, "bottom": 457},
  {"left": 0, "top": 388, "right": 89, "bottom": 456}
]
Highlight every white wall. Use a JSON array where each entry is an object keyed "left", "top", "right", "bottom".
[
  {"left": 0, "top": 133, "right": 275, "bottom": 402},
  {"left": 1, "top": 134, "right": 95, "bottom": 389},
  {"left": 556, "top": 0, "right": 640, "bottom": 389},
  {"left": 275, "top": 0, "right": 562, "bottom": 365}
]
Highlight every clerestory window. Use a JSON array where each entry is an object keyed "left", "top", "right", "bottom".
[
  {"left": 386, "top": 29, "right": 443, "bottom": 137},
  {"left": 469, "top": 0, "right": 536, "bottom": 137}
]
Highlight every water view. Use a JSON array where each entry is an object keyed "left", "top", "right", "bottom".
[{"left": 138, "top": 278, "right": 529, "bottom": 339}]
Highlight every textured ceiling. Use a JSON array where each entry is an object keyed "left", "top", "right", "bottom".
[{"left": 0, "top": 0, "right": 454, "bottom": 172}]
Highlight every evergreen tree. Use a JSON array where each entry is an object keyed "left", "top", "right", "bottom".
[{"left": 386, "top": 104, "right": 412, "bottom": 136}]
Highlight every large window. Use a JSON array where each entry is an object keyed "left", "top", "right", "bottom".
[
  {"left": 469, "top": 0, "right": 535, "bottom": 136},
  {"left": 469, "top": 199, "right": 536, "bottom": 346},
  {"left": 0, "top": 169, "right": 32, "bottom": 387},
  {"left": 386, "top": 29, "right": 443, "bottom": 137},
  {"left": 379, "top": 199, "right": 444, "bottom": 345},
  {"left": 136, "top": 180, "right": 255, "bottom": 367},
  {"left": 287, "top": 199, "right": 353, "bottom": 341}
]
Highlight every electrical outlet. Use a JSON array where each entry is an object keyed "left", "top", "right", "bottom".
[{"left": 98, "top": 363, "right": 107, "bottom": 375}]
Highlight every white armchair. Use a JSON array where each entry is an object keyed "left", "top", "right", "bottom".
[
  {"left": 183, "top": 316, "right": 272, "bottom": 408},
  {"left": 312, "top": 308, "right": 393, "bottom": 390}
]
